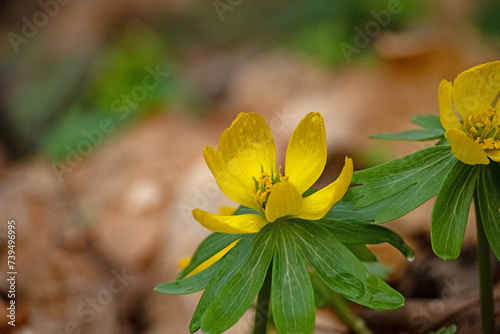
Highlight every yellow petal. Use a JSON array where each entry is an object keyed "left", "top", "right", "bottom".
[
  {"left": 178, "top": 256, "right": 192, "bottom": 270},
  {"left": 452, "top": 61, "right": 500, "bottom": 119},
  {"left": 179, "top": 240, "right": 239, "bottom": 276},
  {"left": 486, "top": 149, "right": 500, "bottom": 162},
  {"left": 297, "top": 157, "right": 353, "bottom": 220},
  {"left": 285, "top": 112, "right": 327, "bottom": 194},
  {"left": 218, "top": 112, "right": 276, "bottom": 185},
  {"left": 192, "top": 209, "right": 268, "bottom": 234},
  {"left": 445, "top": 129, "right": 490, "bottom": 165},
  {"left": 204, "top": 146, "right": 257, "bottom": 210},
  {"left": 219, "top": 206, "right": 237, "bottom": 216},
  {"left": 438, "top": 80, "right": 464, "bottom": 131},
  {"left": 265, "top": 181, "right": 303, "bottom": 222}
]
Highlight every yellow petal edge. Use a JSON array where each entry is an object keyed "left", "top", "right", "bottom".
[
  {"left": 438, "top": 80, "right": 464, "bottom": 131},
  {"left": 285, "top": 112, "right": 327, "bottom": 194},
  {"left": 192, "top": 209, "right": 269, "bottom": 234},
  {"left": 218, "top": 113, "right": 277, "bottom": 185},
  {"left": 265, "top": 181, "right": 303, "bottom": 222},
  {"left": 298, "top": 157, "right": 354, "bottom": 220},
  {"left": 445, "top": 129, "right": 489, "bottom": 165},
  {"left": 452, "top": 61, "right": 500, "bottom": 119},
  {"left": 178, "top": 240, "right": 239, "bottom": 276},
  {"left": 204, "top": 146, "right": 257, "bottom": 210}
]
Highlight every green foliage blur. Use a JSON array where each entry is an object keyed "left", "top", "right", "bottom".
[
  {"left": 475, "top": 0, "right": 500, "bottom": 41},
  {"left": 11, "top": 0, "right": 500, "bottom": 161},
  {"left": 42, "top": 25, "right": 201, "bottom": 160}
]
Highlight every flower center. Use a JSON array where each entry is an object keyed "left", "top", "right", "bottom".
[
  {"left": 252, "top": 166, "right": 287, "bottom": 210},
  {"left": 464, "top": 107, "right": 500, "bottom": 150}
]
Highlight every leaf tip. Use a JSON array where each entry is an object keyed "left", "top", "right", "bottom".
[
  {"left": 435, "top": 251, "right": 459, "bottom": 261},
  {"left": 189, "top": 322, "right": 200, "bottom": 333}
]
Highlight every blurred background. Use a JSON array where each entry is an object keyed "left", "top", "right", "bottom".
[{"left": 0, "top": 0, "right": 499, "bottom": 333}]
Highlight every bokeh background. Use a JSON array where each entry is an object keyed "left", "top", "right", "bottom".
[{"left": 0, "top": 0, "right": 499, "bottom": 333}]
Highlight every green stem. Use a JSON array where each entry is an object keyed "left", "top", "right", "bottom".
[
  {"left": 474, "top": 192, "right": 495, "bottom": 334},
  {"left": 327, "top": 291, "right": 373, "bottom": 334},
  {"left": 253, "top": 263, "right": 272, "bottom": 334}
]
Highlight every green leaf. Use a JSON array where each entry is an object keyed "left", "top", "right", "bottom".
[
  {"left": 309, "top": 272, "right": 333, "bottom": 309},
  {"left": 348, "top": 144, "right": 456, "bottom": 223},
  {"left": 412, "top": 114, "right": 443, "bottom": 129},
  {"left": 302, "top": 187, "right": 318, "bottom": 197},
  {"left": 179, "top": 206, "right": 260, "bottom": 279},
  {"left": 178, "top": 232, "right": 241, "bottom": 279},
  {"left": 288, "top": 220, "right": 404, "bottom": 310},
  {"left": 429, "top": 324, "right": 457, "bottom": 334},
  {"left": 318, "top": 217, "right": 415, "bottom": 260},
  {"left": 309, "top": 272, "right": 376, "bottom": 334},
  {"left": 431, "top": 161, "right": 478, "bottom": 260},
  {"left": 200, "top": 224, "right": 276, "bottom": 334},
  {"left": 233, "top": 205, "right": 261, "bottom": 215},
  {"left": 363, "top": 262, "right": 393, "bottom": 281},
  {"left": 155, "top": 262, "right": 220, "bottom": 295},
  {"left": 371, "top": 114, "right": 445, "bottom": 141},
  {"left": 189, "top": 234, "right": 252, "bottom": 332},
  {"left": 344, "top": 244, "right": 378, "bottom": 262},
  {"left": 179, "top": 205, "right": 264, "bottom": 279},
  {"left": 476, "top": 163, "right": 500, "bottom": 261},
  {"left": 177, "top": 205, "right": 257, "bottom": 279},
  {"left": 272, "top": 224, "right": 315, "bottom": 334},
  {"left": 327, "top": 197, "right": 395, "bottom": 223}
]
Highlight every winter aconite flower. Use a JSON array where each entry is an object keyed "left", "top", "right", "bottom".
[
  {"left": 193, "top": 112, "right": 353, "bottom": 234},
  {"left": 439, "top": 60, "right": 500, "bottom": 165},
  {"left": 156, "top": 112, "right": 409, "bottom": 334}
]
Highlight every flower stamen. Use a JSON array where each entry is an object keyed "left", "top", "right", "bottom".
[
  {"left": 464, "top": 107, "right": 500, "bottom": 150},
  {"left": 252, "top": 166, "right": 288, "bottom": 211}
]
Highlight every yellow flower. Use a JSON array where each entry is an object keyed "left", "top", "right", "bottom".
[
  {"left": 192, "top": 112, "right": 353, "bottom": 234},
  {"left": 439, "top": 60, "right": 500, "bottom": 165}
]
